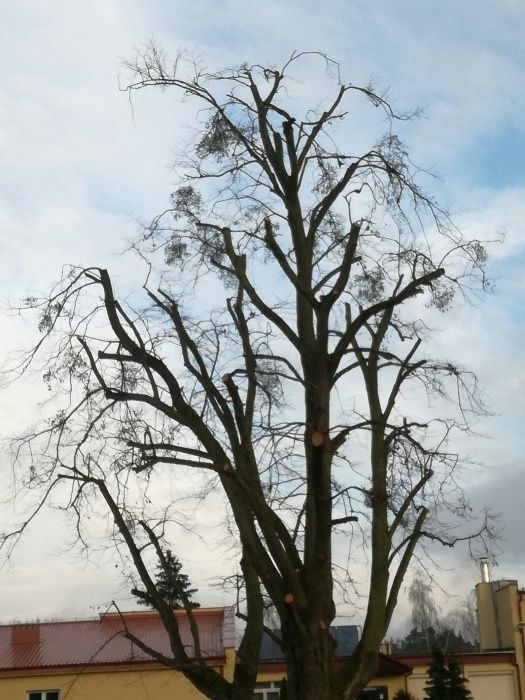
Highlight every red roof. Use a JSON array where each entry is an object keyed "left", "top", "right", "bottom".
[
  {"left": 393, "top": 651, "right": 517, "bottom": 666},
  {"left": 257, "top": 652, "right": 413, "bottom": 677},
  {"left": 0, "top": 608, "right": 231, "bottom": 673}
]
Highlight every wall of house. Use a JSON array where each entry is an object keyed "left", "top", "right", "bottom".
[
  {"left": 517, "top": 590, "right": 525, "bottom": 700},
  {"left": 475, "top": 578, "right": 525, "bottom": 698},
  {"left": 255, "top": 669, "right": 408, "bottom": 699},
  {"left": 4, "top": 656, "right": 517, "bottom": 700},
  {"left": 369, "top": 674, "right": 408, "bottom": 699},
  {"left": 477, "top": 581, "right": 520, "bottom": 651},
  {"left": 406, "top": 660, "right": 519, "bottom": 700},
  {"left": 223, "top": 647, "right": 236, "bottom": 683},
  {"left": 0, "top": 665, "right": 224, "bottom": 700}
]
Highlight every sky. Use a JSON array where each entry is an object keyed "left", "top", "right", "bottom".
[{"left": 0, "top": 0, "right": 524, "bottom": 633}]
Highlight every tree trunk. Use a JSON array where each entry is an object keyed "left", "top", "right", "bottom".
[{"left": 284, "top": 630, "right": 340, "bottom": 700}]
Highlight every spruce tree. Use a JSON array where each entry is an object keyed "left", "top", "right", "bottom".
[
  {"left": 447, "top": 658, "right": 472, "bottom": 700},
  {"left": 393, "top": 691, "right": 418, "bottom": 700},
  {"left": 424, "top": 652, "right": 449, "bottom": 700},
  {"left": 137, "top": 550, "right": 200, "bottom": 609},
  {"left": 424, "top": 652, "right": 472, "bottom": 700}
]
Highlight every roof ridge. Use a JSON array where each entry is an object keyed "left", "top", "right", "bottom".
[
  {"left": 0, "top": 605, "right": 228, "bottom": 629},
  {"left": 0, "top": 617, "right": 99, "bottom": 629}
]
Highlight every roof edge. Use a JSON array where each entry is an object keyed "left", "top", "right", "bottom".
[
  {"left": 0, "top": 606, "right": 230, "bottom": 629},
  {"left": 0, "top": 656, "right": 227, "bottom": 678}
]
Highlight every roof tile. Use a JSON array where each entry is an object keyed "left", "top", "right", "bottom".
[{"left": 0, "top": 608, "right": 228, "bottom": 671}]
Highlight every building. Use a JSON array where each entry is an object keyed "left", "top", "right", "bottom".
[
  {"left": 256, "top": 626, "right": 412, "bottom": 699},
  {"left": 0, "top": 607, "right": 235, "bottom": 700},
  {"left": 397, "top": 651, "right": 519, "bottom": 699},
  {"left": 256, "top": 650, "right": 413, "bottom": 700},
  {"left": 0, "top": 610, "right": 413, "bottom": 699},
  {"left": 473, "top": 560, "right": 525, "bottom": 699},
  {"left": 391, "top": 562, "right": 525, "bottom": 700},
  {"left": 2, "top": 578, "right": 525, "bottom": 700}
]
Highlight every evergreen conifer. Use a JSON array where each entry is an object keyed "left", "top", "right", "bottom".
[
  {"left": 424, "top": 652, "right": 472, "bottom": 700},
  {"left": 137, "top": 550, "right": 200, "bottom": 609},
  {"left": 425, "top": 651, "right": 449, "bottom": 700},
  {"left": 447, "top": 658, "right": 472, "bottom": 700}
]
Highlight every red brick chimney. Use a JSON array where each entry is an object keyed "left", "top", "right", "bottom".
[{"left": 11, "top": 624, "right": 40, "bottom": 644}]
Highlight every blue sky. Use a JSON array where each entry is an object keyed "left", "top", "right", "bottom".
[{"left": 0, "top": 0, "right": 524, "bottom": 629}]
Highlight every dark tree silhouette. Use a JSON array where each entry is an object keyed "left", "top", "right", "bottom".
[
  {"left": 7, "top": 48, "right": 496, "bottom": 700},
  {"left": 393, "top": 626, "right": 476, "bottom": 655},
  {"left": 447, "top": 658, "right": 472, "bottom": 700},
  {"left": 425, "top": 652, "right": 450, "bottom": 700},
  {"left": 135, "top": 550, "right": 200, "bottom": 609},
  {"left": 424, "top": 653, "right": 472, "bottom": 700},
  {"left": 393, "top": 690, "right": 418, "bottom": 700}
]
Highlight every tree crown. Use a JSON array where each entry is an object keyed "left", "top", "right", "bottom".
[{"left": 7, "top": 49, "right": 495, "bottom": 700}]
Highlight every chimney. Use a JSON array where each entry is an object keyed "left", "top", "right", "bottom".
[
  {"left": 11, "top": 624, "right": 40, "bottom": 644},
  {"left": 379, "top": 641, "right": 392, "bottom": 655},
  {"left": 480, "top": 557, "right": 490, "bottom": 583}
]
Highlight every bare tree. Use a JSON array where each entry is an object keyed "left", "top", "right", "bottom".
[
  {"left": 6, "top": 48, "right": 495, "bottom": 700},
  {"left": 445, "top": 592, "right": 479, "bottom": 648},
  {"left": 393, "top": 572, "right": 478, "bottom": 654},
  {"left": 409, "top": 571, "right": 441, "bottom": 636}
]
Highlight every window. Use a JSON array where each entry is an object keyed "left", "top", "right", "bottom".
[
  {"left": 253, "top": 680, "right": 280, "bottom": 699},
  {"left": 27, "top": 692, "right": 59, "bottom": 700},
  {"left": 358, "top": 687, "right": 388, "bottom": 700}
]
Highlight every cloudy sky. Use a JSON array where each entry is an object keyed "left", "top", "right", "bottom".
[{"left": 0, "top": 0, "right": 524, "bottom": 631}]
